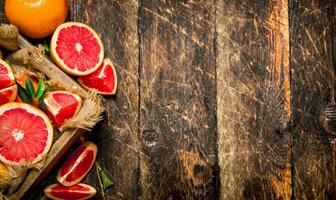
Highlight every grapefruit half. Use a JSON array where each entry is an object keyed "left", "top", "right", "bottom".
[
  {"left": 78, "top": 58, "right": 118, "bottom": 95},
  {"left": 43, "top": 91, "right": 82, "bottom": 131},
  {"left": 50, "top": 22, "right": 104, "bottom": 76},
  {"left": 44, "top": 183, "right": 96, "bottom": 200},
  {"left": 0, "top": 102, "right": 53, "bottom": 166}
]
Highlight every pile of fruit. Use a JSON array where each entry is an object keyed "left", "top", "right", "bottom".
[
  {"left": 44, "top": 142, "right": 98, "bottom": 200},
  {"left": 0, "top": 0, "right": 118, "bottom": 199}
]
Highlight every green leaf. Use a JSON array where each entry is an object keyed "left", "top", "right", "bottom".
[
  {"left": 99, "top": 170, "right": 114, "bottom": 190},
  {"left": 25, "top": 77, "right": 35, "bottom": 98},
  {"left": 17, "top": 84, "right": 32, "bottom": 104},
  {"left": 42, "top": 40, "right": 50, "bottom": 52},
  {"left": 35, "top": 79, "right": 46, "bottom": 100}
]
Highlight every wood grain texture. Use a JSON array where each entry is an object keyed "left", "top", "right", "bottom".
[
  {"left": 138, "top": 1, "right": 218, "bottom": 199},
  {"left": 290, "top": 0, "right": 336, "bottom": 199},
  {"left": 68, "top": 1, "right": 139, "bottom": 199},
  {"left": 217, "top": 0, "right": 292, "bottom": 199}
]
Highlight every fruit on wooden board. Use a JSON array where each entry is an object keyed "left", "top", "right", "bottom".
[
  {"left": 0, "top": 102, "right": 53, "bottom": 166},
  {"left": 50, "top": 22, "right": 104, "bottom": 76},
  {"left": 44, "top": 183, "right": 96, "bottom": 200},
  {"left": 57, "top": 142, "right": 97, "bottom": 186},
  {"left": 5, "top": 0, "right": 68, "bottom": 38},
  {"left": 0, "top": 59, "right": 16, "bottom": 105},
  {"left": 78, "top": 58, "right": 118, "bottom": 95},
  {"left": 43, "top": 90, "right": 82, "bottom": 131}
]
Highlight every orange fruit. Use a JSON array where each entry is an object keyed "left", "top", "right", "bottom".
[
  {"left": 5, "top": 0, "right": 68, "bottom": 38},
  {"left": 50, "top": 22, "right": 104, "bottom": 76}
]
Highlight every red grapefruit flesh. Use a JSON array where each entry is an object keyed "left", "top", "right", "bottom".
[
  {"left": 0, "top": 59, "right": 15, "bottom": 89},
  {"left": 0, "top": 102, "right": 53, "bottom": 166},
  {"left": 50, "top": 22, "right": 104, "bottom": 76},
  {"left": 78, "top": 58, "right": 118, "bottom": 95},
  {"left": 0, "top": 59, "right": 16, "bottom": 105},
  {"left": 44, "top": 183, "right": 96, "bottom": 200},
  {"left": 57, "top": 142, "right": 97, "bottom": 186},
  {"left": 0, "top": 85, "right": 17, "bottom": 106},
  {"left": 43, "top": 91, "right": 82, "bottom": 131}
]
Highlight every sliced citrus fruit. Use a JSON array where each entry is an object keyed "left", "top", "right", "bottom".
[
  {"left": 78, "top": 58, "right": 118, "bottom": 95},
  {"left": 44, "top": 183, "right": 96, "bottom": 200},
  {"left": 0, "top": 102, "right": 53, "bottom": 166},
  {"left": 50, "top": 22, "right": 104, "bottom": 76},
  {"left": 0, "top": 59, "right": 15, "bottom": 89},
  {"left": 57, "top": 142, "right": 97, "bottom": 186},
  {"left": 0, "top": 85, "right": 17, "bottom": 106},
  {"left": 0, "top": 60, "right": 17, "bottom": 105},
  {"left": 43, "top": 91, "right": 82, "bottom": 131}
]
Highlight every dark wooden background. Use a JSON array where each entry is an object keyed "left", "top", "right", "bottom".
[{"left": 1, "top": 0, "right": 336, "bottom": 199}]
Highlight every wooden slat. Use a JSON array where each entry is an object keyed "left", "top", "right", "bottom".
[
  {"left": 68, "top": 1, "right": 140, "bottom": 199},
  {"left": 217, "top": 0, "right": 292, "bottom": 199},
  {"left": 138, "top": 1, "right": 218, "bottom": 199},
  {"left": 290, "top": 0, "right": 336, "bottom": 198}
]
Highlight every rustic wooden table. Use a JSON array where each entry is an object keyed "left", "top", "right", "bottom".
[{"left": 1, "top": 0, "right": 336, "bottom": 199}]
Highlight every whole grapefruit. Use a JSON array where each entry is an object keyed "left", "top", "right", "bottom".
[{"left": 5, "top": 0, "right": 68, "bottom": 38}]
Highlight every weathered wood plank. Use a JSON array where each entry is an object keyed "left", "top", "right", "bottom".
[
  {"left": 217, "top": 0, "right": 292, "bottom": 199},
  {"left": 290, "top": 0, "right": 336, "bottom": 198},
  {"left": 139, "top": 1, "right": 218, "bottom": 199},
  {"left": 68, "top": 1, "right": 139, "bottom": 199}
]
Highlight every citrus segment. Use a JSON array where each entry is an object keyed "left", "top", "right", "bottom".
[
  {"left": 0, "top": 85, "right": 17, "bottom": 106},
  {"left": 44, "top": 183, "right": 96, "bottom": 200},
  {"left": 43, "top": 91, "right": 82, "bottom": 131},
  {"left": 0, "top": 59, "right": 15, "bottom": 89},
  {"left": 57, "top": 142, "right": 97, "bottom": 186},
  {"left": 51, "top": 22, "right": 104, "bottom": 76},
  {"left": 78, "top": 58, "right": 118, "bottom": 95},
  {"left": 0, "top": 103, "right": 53, "bottom": 166}
]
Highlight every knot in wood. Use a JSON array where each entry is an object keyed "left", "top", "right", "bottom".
[{"left": 142, "top": 130, "right": 159, "bottom": 148}]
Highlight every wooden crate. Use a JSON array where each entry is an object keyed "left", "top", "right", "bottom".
[{"left": 6, "top": 35, "right": 102, "bottom": 200}]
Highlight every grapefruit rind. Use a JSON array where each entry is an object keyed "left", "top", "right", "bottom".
[
  {"left": 78, "top": 59, "right": 118, "bottom": 95},
  {"left": 57, "top": 142, "right": 97, "bottom": 186},
  {"left": 43, "top": 91, "right": 83, "bottom": 131},
  {"left": 0, "top": 102, "right": 53, "bottom": 166},
  {"left": 44, "top": 183, "right": 96, "bottom": 200},
  {"left": 50, "top": 22, "right": 104, "bottom": 76}
]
